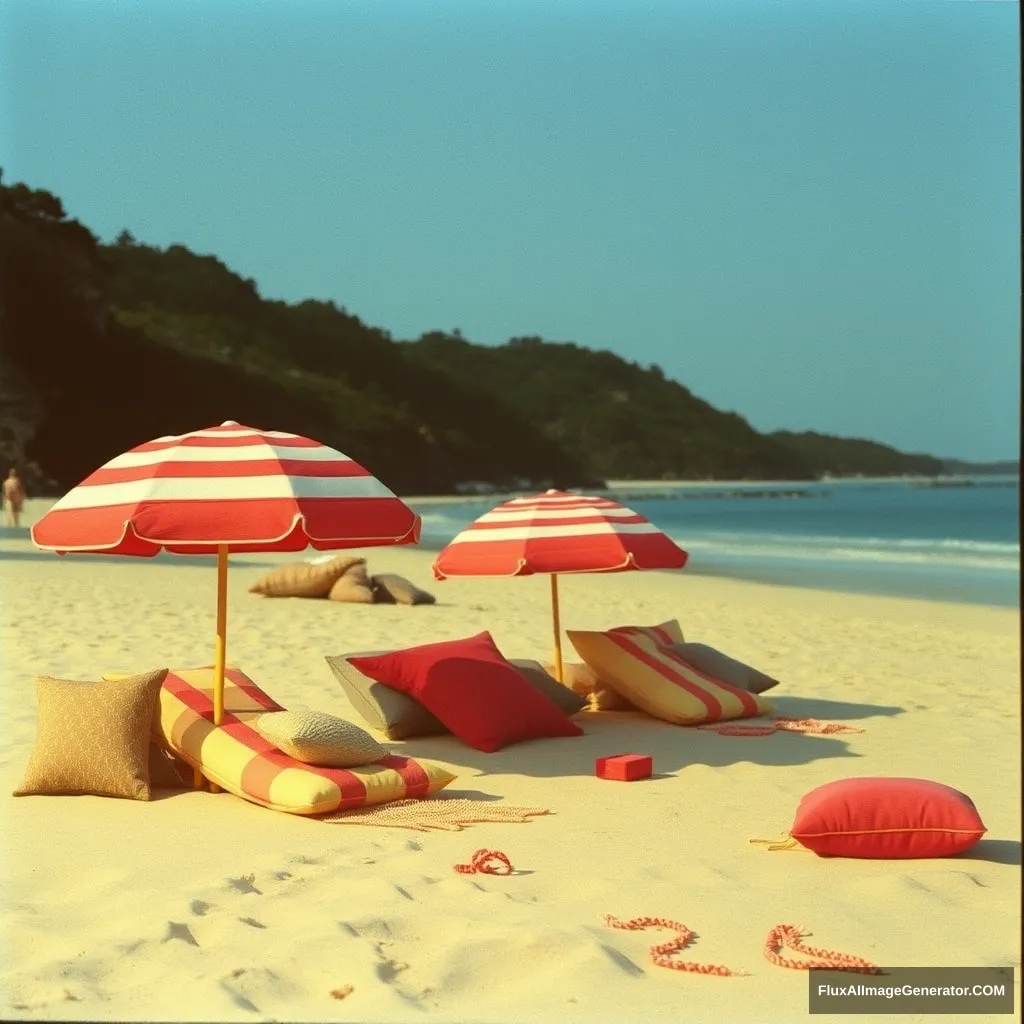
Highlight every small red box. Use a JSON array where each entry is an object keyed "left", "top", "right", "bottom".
[{"left": 595, "top": 753, "right": 653, "bottom": 781}]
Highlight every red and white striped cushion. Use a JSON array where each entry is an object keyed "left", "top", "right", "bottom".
[
  {"left": 106, "top": 666, "right": 455, "bottom": 814},
  {"left": 567, "top": 624, "right": 771, "bottom": 726}
]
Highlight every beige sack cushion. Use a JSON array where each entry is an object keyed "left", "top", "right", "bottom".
[
  {"left": 254, "top": 707, "right": 387, "bottom": 767},
  {"left": 370, "top": 573, "right": 436, "bottom": 605},
  {"left": 14, "top": 669, "right": 169, "bottom": 800},
  {"left": 667, "top": 642, "right": 780, "bottom": 694},
  {"left": 327, "top": 562, "right": 374, "bottom": 604},
  {"left": 249, "top": 555, "right": 366, "bottom": 598}
]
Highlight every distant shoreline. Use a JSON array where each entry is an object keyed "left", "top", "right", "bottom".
[
  {"left": 403, "top": 472, "right": 1019, "bottom": 505},
  {"left": 22, "top": 472, "right": 1018, "bottom": 509}
]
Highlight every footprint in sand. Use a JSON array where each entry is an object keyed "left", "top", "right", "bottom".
[
  {"left": 599, "top": 944, "right": 645, "bottom": 977},
  {"left": 219, "top": 965, "right": 292, "bottom": 1015},
  {"left": 238, "top": 917, "right": 267, "bottom": 929},
  {"left": 163, "top": 922, "right": 199, "bottom": 946},
  {"left": 373, "top": 946, "right": 410, "bottom": 984},
  {"left": 190, "top": 899, "right": 213, "bottom": 917},
  {"left": 219, "top": 978, "right": 259, "bottom": 1014},
  {"left": 372, "top": 947, "right": 436, "bottom": 1007},
  {"left": 228, "top": 874, "right": 263, "bottom": 895},
  {"left": 946, "top": 870, "right": 988, "bottom": 888},
  {"left": 503, "top": 891, "right": 538, "bottom": 904}
]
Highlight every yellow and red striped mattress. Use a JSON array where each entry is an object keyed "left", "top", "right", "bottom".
[{"left": 109, "top": 666, "right": 456, "bottom": 815}]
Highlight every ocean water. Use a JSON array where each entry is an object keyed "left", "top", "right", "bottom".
[{"left": 412, "top": 477, "right": 1020, "bottom": 608}]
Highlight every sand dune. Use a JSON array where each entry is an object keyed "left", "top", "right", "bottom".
[{"left": 1, "top": 502, "right": 1019, "bottom": 1022}]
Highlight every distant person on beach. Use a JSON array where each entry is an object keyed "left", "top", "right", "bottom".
[{"left": 3, "top": 468, "right": 25, "bottom": 527}]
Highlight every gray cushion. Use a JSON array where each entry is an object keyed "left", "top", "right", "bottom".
[
  {"left": 325, "top": 650, "right": 446, "bottom": 740},
  {"left": 667, "top": 642, "right": 779, "bottom": 694},
  {"left": 509, "top": 660, "right": 588, "bottom": 717},
  {"left": 370, "top": 573, "right": 436, "bottom": 605}
]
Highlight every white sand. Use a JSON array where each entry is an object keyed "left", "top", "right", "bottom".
[{"left": 1, "top": 501, "right": 1019, "bottom": 1022}]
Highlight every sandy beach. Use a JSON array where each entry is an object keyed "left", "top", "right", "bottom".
[{"left": 1, "top": 499, "right": 1019, "bottom": 1023}]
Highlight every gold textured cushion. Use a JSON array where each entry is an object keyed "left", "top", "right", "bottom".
[
  {"left": 254, "top": 707, "right": 387, "bottom": 767},
  {"left": 248, "top": 555, "right": 366, "bottom": 598},
  {"left": 14, "top": 669, "right": 169, "bottom": 800}
]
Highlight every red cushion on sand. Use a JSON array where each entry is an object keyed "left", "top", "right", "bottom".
[
  {"left": 791, "top": 777, "right": 987, "bottom": 859},
  {"left": 350, "top": 632, "right": 584, "bottom": 753}
]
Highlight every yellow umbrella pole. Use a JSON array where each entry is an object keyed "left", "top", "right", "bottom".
[
  {"left": 193, "top": 544, "right": 229, "bottom": 791},
  {"left": 550, "top": 573, "right": 564, "bottom": 682},
  {"left": 202, "top": 544, "right": 230, "bottom": 793}
]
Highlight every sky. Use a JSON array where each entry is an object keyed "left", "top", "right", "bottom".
[{"left": 2, "top": 0, "right": 1019, "bottom": 461}]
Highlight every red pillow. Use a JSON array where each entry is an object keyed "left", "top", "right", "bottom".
[
  {"left": 791, "top": 777, "right": 987, "bottom": 859},
  {"left": 349, "top": 632, "right": 584, "bottom": 753}
]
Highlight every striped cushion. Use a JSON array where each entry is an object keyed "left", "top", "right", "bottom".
[
  {"left": 104, "top": 667, "right": 456, "bottom": 815},
  {"left": 558, "top": 619, "right": 682, "bottom": 711},
  {"left": 567, "top": 624, "right": 771, "bottom": 726}
]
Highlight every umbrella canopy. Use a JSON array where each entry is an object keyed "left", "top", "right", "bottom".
[
  {"left": 433, "top": 490, "right": 687, "bottom": 577},
  {"left": 32, "top": 420, "right": 420, "bottom": 554},
  {"left": 432, "top": 490, "right": 687, "bottom": 680},
  {"left": 31, "top": 421, "right": 421, "bottom": 774}
]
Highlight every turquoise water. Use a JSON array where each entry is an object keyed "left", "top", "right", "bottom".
[{"left": 413, "top": 478, "right": 1020, "bottom": 608}]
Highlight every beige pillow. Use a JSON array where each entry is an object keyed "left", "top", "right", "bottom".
[
  {"left": 249, "top": 555, "right": 366, "bottom": 598},
  {"left": 548, "top": 661, "right": 638, "bottom": 711},
  {"left": 14, "top": 669, "right": 169, "bottom": 800},
  {"left": 667, "top": 642, "right": 779, "bottom": 694},
  {"left": 370, "top": 573, "right": 436, "bottom": 605},
  {"left": 328, "top": 562, "right": 374, "bottom": 604},
  {"left": 254, "top": 707, "right": 387, "bottom": 767}
]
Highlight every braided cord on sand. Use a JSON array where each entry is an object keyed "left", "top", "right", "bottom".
[
  {"left": 764, "top": 924, "right": 880, "bottom": 974},
  {"left": 604, "top": 915, "right": 742, "bottom": 976},
  {"left": 698, "top": 718, "right": 864, "bottom": 737},
  {"left": 454, "top": 849, "right": 513, "bottom": 875}
]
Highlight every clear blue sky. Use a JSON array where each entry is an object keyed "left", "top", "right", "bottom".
[{"left": 2, "top": 0, "right": 1019, "bottom": 461}]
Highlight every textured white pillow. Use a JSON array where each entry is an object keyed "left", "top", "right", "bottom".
[{"left": 255, "top": 707, "right": 387, "bottom": 767}]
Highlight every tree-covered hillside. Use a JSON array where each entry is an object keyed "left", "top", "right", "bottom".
[
  {"left": 1, "top": 180, "right": 590, "bottom": 493},
  {"left": 3, "top": 176, "right": 992, "bottom": 496},
  {"left": 403, "top": 334, "right": 809, "bottom": 481},
  {"left": 769, "top": 431, "right": 945, "bottom": 477}
]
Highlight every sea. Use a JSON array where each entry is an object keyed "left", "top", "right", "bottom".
[{"left": 411, "top": 477, "right": 1020, "bottom": 609}]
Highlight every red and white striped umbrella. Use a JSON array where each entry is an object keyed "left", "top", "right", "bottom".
[
  {"left": 432, "top": 490, "right": 687, "bottom": 680},
  {"left": 31, "top": 421, "right": 420, "bottom": 755},
  {"left": 32, "top": 420, "right": 419, "bottom": 555}
]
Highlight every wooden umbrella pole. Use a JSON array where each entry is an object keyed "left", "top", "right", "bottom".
[
  {"left": 202, "top": 543, "right": 230, "bottom": 794},
  {"left": 550, "top": 573, "right": 564, "bottom": 683},
  {"left": 213, "top": 543, "right": 229, "bottom": 725}
]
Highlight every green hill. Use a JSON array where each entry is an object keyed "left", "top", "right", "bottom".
[
  {"left": 1, "top": 180, "right": 590, "bottom": 494},
  {"left": 402, "top": 334, "right": 809, "bottom": 481},
  {"left": 4, "top": 175, "right": 1000, "bottom": 496},
  {"left": 768, "top": 431, "right": 945, "bottom": 477}
]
